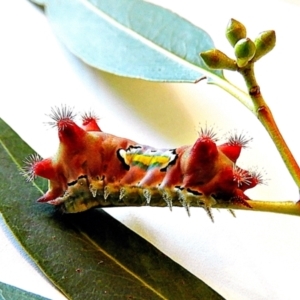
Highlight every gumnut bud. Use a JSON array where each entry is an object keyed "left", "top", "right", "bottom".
[
  {"left": 234, "top": 38, "right": 256, "bottom": 68},
  {"left": 200, "top": 49, "right": 237, "bottom": 70},
  {"left": 252, "top": 30, "right": 276, "bottom": 62},
  {"left": 226, "top": 19, "right": 247, "bottom": 47}
]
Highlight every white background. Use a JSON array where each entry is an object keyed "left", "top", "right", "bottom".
[{"left": 1, "top": 0, "right": 300, "bottom": 299}]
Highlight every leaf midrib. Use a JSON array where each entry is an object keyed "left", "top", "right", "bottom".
[{"left": 78, "top": 230, "right": 168, "bottom": 299}]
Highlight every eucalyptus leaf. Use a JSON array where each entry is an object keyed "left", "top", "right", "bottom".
[
  {"left": 0, "top": 282, "right": 49, "bottom": 300},
  {"left": 30, "top": 0, "right": 223, "bottom": 82},
  {"left": 0, "top": 119, "right": 224, "bottom": 299},
  {"left": 29, "top": 0, "right": 253, "bottom": 110}
]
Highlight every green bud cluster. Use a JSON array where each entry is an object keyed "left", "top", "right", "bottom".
[
  {"left": 226, "top": 18, "right": 276, "bottom": 66},
  {"left": 200, "top": 18, "right": 276, "bottom": 71}
]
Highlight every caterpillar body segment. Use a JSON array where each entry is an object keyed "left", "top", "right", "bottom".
[{"left": 23, "top": 106, "right": 261, "bottom": 220}]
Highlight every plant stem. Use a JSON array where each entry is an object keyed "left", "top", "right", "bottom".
[
  {"left": 215, "top": 199, "right": 300, "bottom": 217},
  {"left": 237, "top": 63, "right": 300, "bottom": 190}
]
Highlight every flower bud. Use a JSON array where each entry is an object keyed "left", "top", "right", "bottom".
[
  {"left": 200, "top": 49, "right": 237, "bottom": 70},
  {"left": 252, "top": 30, "right": 276, "bottom": 62},
  {"left": 226, "top": 19, "right": 247, "bottom": 47},
  {"left": 234, "top": 38, "right": 256, "bottom": 68}
]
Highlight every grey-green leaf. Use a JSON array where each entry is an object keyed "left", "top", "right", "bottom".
[
  {"left": 0, "top": 282, "right": 50, "bottom": 300},
  {"left": 0, "top": 119, "right": 224, "bottom": 299},
  {"left": 31, "top": 0, "right": 223, "bottom": 82}
]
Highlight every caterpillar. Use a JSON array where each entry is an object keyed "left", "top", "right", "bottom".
[{"left": 22, "top": 106, "right": 262, "bottom": 221}]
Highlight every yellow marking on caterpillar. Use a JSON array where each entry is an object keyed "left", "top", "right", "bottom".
[{"left": 119, "top": 147, "right": 176, "bottom": 170}]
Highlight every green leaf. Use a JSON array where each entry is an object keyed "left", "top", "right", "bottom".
[
  {"left": 0, "top": 282, "right": 49, "bottom": 300},
  {"left": 29, "top": 0, "right": 254, "bottom": 110},
  {"left": 0, "top": 119, "right": 224, "bottom": 299},
  {"left": 31, "top": 0, "right": 223, "bottom": 82},
  {"left": 28, "top": 0, "right": 253, "bottom": 110}
]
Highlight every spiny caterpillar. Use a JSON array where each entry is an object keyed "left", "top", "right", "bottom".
[{"left": 22, "top": 106, "right": 263, "bottom": 221}]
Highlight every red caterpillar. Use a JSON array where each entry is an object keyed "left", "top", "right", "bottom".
[{"left": 23, "top": 106, "right": 262, "bottom": 221}]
